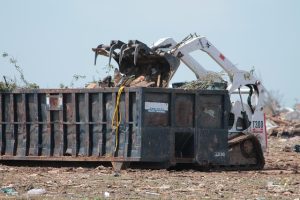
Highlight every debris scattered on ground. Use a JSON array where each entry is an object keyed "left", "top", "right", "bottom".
[
  {"left": 284, "top": 110, "right": 300, "bottom": 122},
  {"left": 104, "top": 191, "right": 110, "bottom": 198},
  {"left": 266, "top": 102, "right": 300, "bottom": 137},
  {"left": 282, "top": 145, "right": 292, "bottom": 152},
  {"left": 0, "top": 136, "right": 299, "bottom": 200},
  {"left": 27, "top": 188, "right": 47, "bottom": 196},
  {"left": 267, "top": 115, "right": 300, "bottom": 137},
  {"left": 0, "top": 185, "right": 18, "bottom": 196}
]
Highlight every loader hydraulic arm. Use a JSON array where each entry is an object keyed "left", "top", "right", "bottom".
[
  {"left": 153, "top": 34, "right": 267, "bottom": 149},
  {"left": 171, "top": 36, "right": 239, "bottom": 80},
  {"left": 151, "top": 37, "right": 211, "bottom": 80}
]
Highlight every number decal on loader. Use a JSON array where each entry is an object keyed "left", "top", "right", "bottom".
[
  {"left": 252, "top": 121, "right": 264, "bottom": 129},
  {"left": 252, "top": 121, "right": 264, "bottom": 133}
]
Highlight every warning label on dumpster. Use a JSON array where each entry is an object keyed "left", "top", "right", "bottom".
[{"left": 145, "top": 102, "right": 168, "bottom": 113}]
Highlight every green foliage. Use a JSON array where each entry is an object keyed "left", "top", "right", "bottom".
[
  {"left": 70, "top": 74, "right": 86, "bottom": 88},
  {"left": 1, "top": 52, "right": 40, "bottom": 91},
  {"left": 250, "top": 66, "right": 255, "bottom": 75},
  {"left": 2, "top": 52, "right": 8, "bottom": 57},
  {"left": 59, "top": 83, "right": 68, "bottom": 89},
  {"left": 0, "top": 77, "right": 17, "bottom": 92},
  {"left": 103, "top": 63, "right": 114, "bottom": 74}
]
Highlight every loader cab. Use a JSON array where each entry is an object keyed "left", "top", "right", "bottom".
[{"left": 228, "top": 85, "right": 259, "bottom": 133}]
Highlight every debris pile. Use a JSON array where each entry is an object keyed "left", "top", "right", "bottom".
[
  {"left": 266, "top": 104, "right": 300, "bottom": 137},
  {"left": 91, "top": 39, "right": 228, "bottom": 90},
  {"left": 91, "top": 40, "right": 180, "bottom": 88},
  {"left": 178, "top": 72, "right": 227, "bottom": 90}
]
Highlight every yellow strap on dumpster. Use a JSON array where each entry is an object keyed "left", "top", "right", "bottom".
[{"left": 112, "top": 86, "right": 125, "bottom": 153}]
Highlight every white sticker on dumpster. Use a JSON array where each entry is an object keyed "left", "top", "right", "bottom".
[{"left": 145, "top": 102, "right": 168, "bottom": 113}]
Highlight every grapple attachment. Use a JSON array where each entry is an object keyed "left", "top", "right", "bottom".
[{"left": 92, "top": 39, "right": 180, "bottom": 87}]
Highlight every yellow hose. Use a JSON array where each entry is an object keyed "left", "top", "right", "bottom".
[{"left": 112, "top": 86, "right": 125, "bottom": 153}]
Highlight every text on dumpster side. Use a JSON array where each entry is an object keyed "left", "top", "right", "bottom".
[{"left": 145, "top": 102, "right": 168, "bottom": 113}]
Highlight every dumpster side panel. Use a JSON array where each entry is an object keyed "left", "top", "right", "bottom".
[
  {"left": 1, "top": 89, "right": 140, "bottom": 161},
  {"left": 174, "top": 93, "right": 195, "bottom": 128},
  {"left": 0, "top": 94, "right": 2, "bottom": 154},
  {"left": 76, "top": 93, "right": 87, "bottom": 156},
  {"left": 2, "top": 94, "right": 14, "bottom": 156},
  {"left": 103, "top": 93, "right": 116, "bottom": 156},
  {"left": 143, "top": 92, "right": 170, "bottom": 127},
  {"left": 141, "top": 91, "right": 171, "bottom": 161},
  {"left": 63, "top": 93, "right": 75, "bottom": 156},
  {"left": 195, "top": 94, "right": 229, "bottom": 165},
  {"left": 128, "top": 91, "right": 141, "bottom": 158},
  {"left": 90, "top": 93, "right": 102, "bottom": 156},
  {"left": 15, "top": 94, "right": 26, "bottom": 156},
  {"left": 141, "top": 127, "right": 171, "bottom": 162},
  {"left": 39, "top": 93, "right": 49, "bottom": 156},
  {"left": 27, "top": 93, "right": 39, "bottom": 156},
  {"left": 1, "top": 88, "right": 230, "bottom": 167}
]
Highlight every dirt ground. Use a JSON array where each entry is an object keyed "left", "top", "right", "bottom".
[{"left": 0, "top": 136, "right": 299, "bottom": 200}]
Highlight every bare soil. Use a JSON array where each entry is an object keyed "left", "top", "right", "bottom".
[{"left": 1, "top": 136, "right": 299, "bottom": 200}]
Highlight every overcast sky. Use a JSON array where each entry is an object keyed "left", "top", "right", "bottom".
[{"left": 1, "top": 0, "right": 299, "bottom": 107}]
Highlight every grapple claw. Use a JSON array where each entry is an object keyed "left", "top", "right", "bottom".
[
  {"left": 108, "top": 40, "right": 125, "bottom": 66},
  {"left": 119, "top": 44, "right": 127, "bottom": 64},
  {"left": 133, "top": 43, "right": 152, "bottom": 65},
  {"left": 92, "top": 38, "right": 180, "bottom": 88},
  {"left": 108, "top": 43, "right": 117, "bottom": 66},
  {"left": 93, "top": 44, "right": 104, "bottom": 65},
  {"left": 134, "top": 44, "right": 141, "bottom": 65}
]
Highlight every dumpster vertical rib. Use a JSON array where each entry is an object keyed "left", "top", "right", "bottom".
[
  {"left": 64, "top": 93, "right": 73, "bottom": 156},
  {"left": 72, "top": 93, "right": 78, "bottom": 156},
  {"left": 0, "top": 94, "right": 3, "bottom": 155},
  {"left": 170, "top": 92, "right": 175, "bottom": 127},
  {"left": 98, "top": 92, "right": 104, "bottom": 156},
  {"left": 58, "top": 93, "right": 64, "bottom": 156},
  {"left": 15, "top": 94, "right": 24, "bottom": 156},
  {"left": 124, "top": 90, "right": 129, "bottom": 158},
  {"left": 46, "top": 94, "right": 52, "bottom": 156},
  {"left": 62, "top": 94, "right": 66, "bottom": 156},
  {"left": 169, "top": 91, "right": 176, "bottom": 164},
  {"left": 11, "top": 94, "right": 17, "bottom": 155},
  {"left": 194, "top": 92, "right": 199, "bottom": 161},
  {"left": 23, "top": 93, "right": 29, "bottom": 156},
  {"left": 137, "top": 88, "right": 142, "bottom": 157},
  {"left": 85, "top": 92, "right": 91, "bottom": 156},
  {"left": 32, "top": 92, "right": 39, "bottom": 156},
  {"left": 2, "top": 94, "right": 8, "bottom": 155},
  {"left": 111, "top": 92, "right": 116, "bottom": 156},
  {"left": 37, "top": 93, "right": 43, "bottom": 156}
]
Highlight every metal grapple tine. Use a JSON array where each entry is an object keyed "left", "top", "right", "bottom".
[
  {"left": 94, "top": 51, "right": 98, "bottom": 65},
  {"left": 133, "top": 43, "right": 152, "bottom": 65},
  {"left": 94, "top": 44, "right": 103, "bottom": 65},
  {"left": 108, "top": 43, "right": 117, "bottom": 66},
  {"left": 119, "top": 44, "right": 127, "bottom": 64},
  {"left": 134, "top": 44, "right": 141, "bottom": 65},
  {"left": 119, "top": 40, "right": 137, "bottom": 64},
  {"left": 108, "top": 40, "right": 125, "bottom": 66}
]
